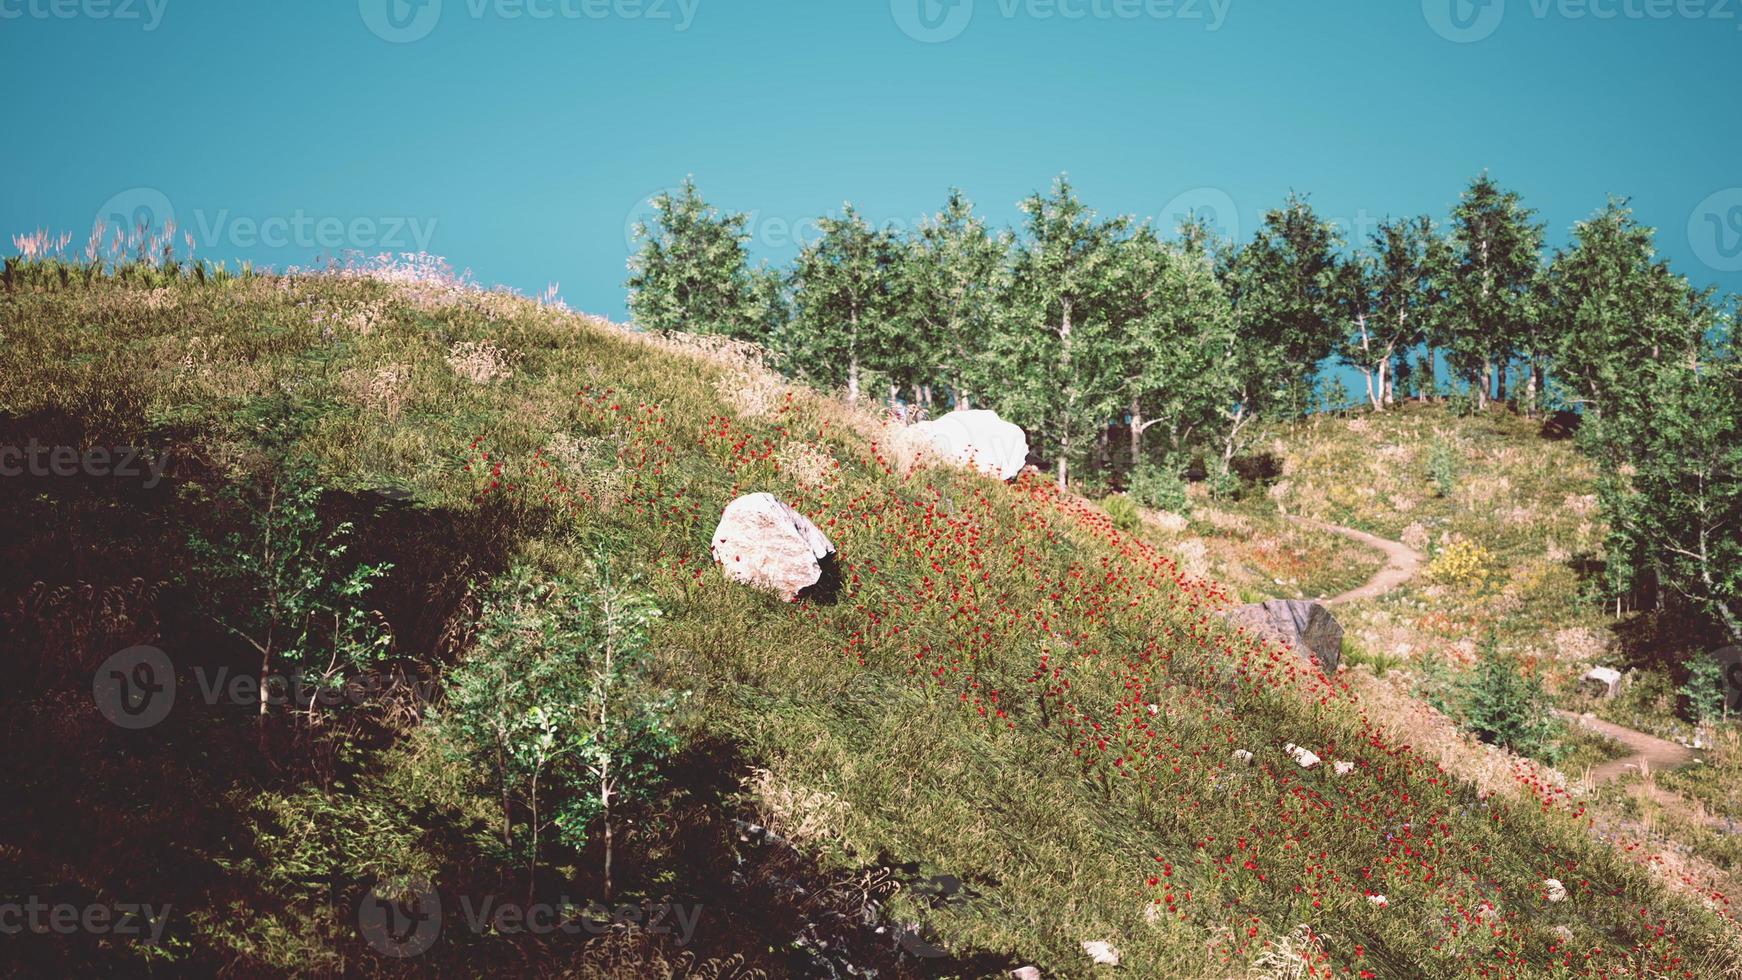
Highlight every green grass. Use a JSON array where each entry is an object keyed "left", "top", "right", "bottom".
[{"left": 2, "top": 263, "right": 1740, "bottom": 977}]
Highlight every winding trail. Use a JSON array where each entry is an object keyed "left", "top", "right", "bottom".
[
  {"left": 1294, "top": 515, "right": 1697, "bottom": 786},
  {"left": 1553, "top": 710, "right": 1695, "bottom": 782},
  {"left": 1287, "top": 516, "right": 1422, "bottom": 606}
]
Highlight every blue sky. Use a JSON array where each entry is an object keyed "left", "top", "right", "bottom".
[{"left": 3, "top": 0, "right": 1739, "bottom": 319}]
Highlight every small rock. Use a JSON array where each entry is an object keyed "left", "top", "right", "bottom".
[
  {"left": 1333, "top": 760, "right": 1357, "bottom": 776},
  {"left": 711, "top": 493, "right": 836, "bottom": 601},
  {"left": 1285, "top": 743, "right": 1321, "bottom": 769},
  {"left": 1367, "top": 894, "right": 1389, "bottom": 907},
  {"left": 1011, "top": 968, "right": 1043, "bottom": 980},
  {"left": 1232, "top": 749, "right": 1255, "bottom": 765},
  {"left": 1081, "top": 941, "right": 1120, "bottom": 966},
  {"left": 1544, "top": 878, "right": 1568, "bottom": 903}
]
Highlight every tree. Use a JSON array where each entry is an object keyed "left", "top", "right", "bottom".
[
  {"left": 626, "top": 178, "right": 784, "bottom": 343},
  {"left": 896, "top": 190, "right": 1011, "bottom": 411},
  {"left": 997, "top": 176, "right": 1130, "bottom": 489},
  {"left": 1443, "top": 175, "right": 1543, "bottom": 409},
  {"left": 1541, "top": 199, "right": 1709, "bottom": 422},
  {"left": 1106, "top": 224, "right": 1235, "bottom": 478},
  {"left": 187, "top": 461, "right": 393, "bottom": 726},
  {"left": 437, "top": 556, "right": 677, "bottom": 903},
  {"left": 1618, "top": 348, "right": 1742, "bottom": 644},
  {"left": 1216, "top": 195, "right": 1343, "bottom": 477},
  {"left": 1461, "top": 636, "right": 1557, "bottom": 758},
  {"left": 788, "top": 205, "right": 903, "bottom": 402},
  {"left": 1335, "top": 216, "right": 1440, "bottom": 411}
]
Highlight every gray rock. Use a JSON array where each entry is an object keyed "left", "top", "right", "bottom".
[{"left": 1227, "top": 600, "right": 1343, "bottom": 673}]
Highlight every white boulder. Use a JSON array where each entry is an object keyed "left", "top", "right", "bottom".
[
  {"left": 710, "top": 493, "right": 835, "bottom": 601},
  {"left": 1011, "top": 968, "right": 1043, "bottom": 980},
  {"left": 1285, "top": 743, "right": 1321, "bottom": 769},
  {"left": 909, "top": 409, "right": 1029, "bottom": 481},
  {"left": 1544, "top": 878, "right": 1568, "bottom": 903},
  {"left": 1232, "top": 749, "right": 1255, "bottom": 765},
  {"left": 1333, "top": 760, "right": 1357, "bottom": 777},
  {"left": 1581, "top": 666, "right": 1623, "bottom": 700}
]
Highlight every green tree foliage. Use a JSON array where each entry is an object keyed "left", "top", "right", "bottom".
[
  {"left": 1443, "top": 175, "right": 1544, "bottom": 409},
  {"left": 787, "top": 205, "right": 904, "bottom": 402},
  {"left": 894, "top": 189, "right": 1011, "bottom": 411},
  {"left": 1216, "top": 195, "right": 1343, "bottom": 473},
  {"left": 1109, "top": 224, "right": 1236, "bottom": 483},
  {"left": 1335, "top": 216, "right": 1443, "bottom": 411},
  {"left": 436, "top": 556, "right": 677, "bottom": 901},
  {"left": 626, "top": 178, "right": 785, "bottom": 343},
  {"left": 188, "top": 462, "right": 393, "bottom": 723},
  {"left": 1540, "top": 199, "right": 1709, "bottom": 422},
  {"left": 996, "top": 176, "right": 1131, "bottom": 488},
  {"left": 1615, "top": 350, "right": 1742, "bottom": 644},
  {"left": 1461, "top": 637, "right": 1557, "bottom": 759}
]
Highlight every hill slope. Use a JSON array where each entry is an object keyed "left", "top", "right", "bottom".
[{"left": 1, "top": 260, "right": 1738, "bottom": 978}]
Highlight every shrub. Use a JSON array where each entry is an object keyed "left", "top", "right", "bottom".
[
  {"left": 1102, "top": 493, "right": 1141, "bottom": 532},
  {"left": 1427, "top": 436, "right": 1459, "bottom": 497},
  {"left": 1128, "top": 458, "right": 1190, "bottom": 514},
  {"left": 1426, "top": 538, "right": 1495, "bottom": 588},
  {"left": 1461, "top": 637, "right": 1558, "bottom": 759}
]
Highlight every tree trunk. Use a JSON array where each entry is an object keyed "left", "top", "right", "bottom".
[
  {"left": 847, "top": 309, "right": 861, "bottom": 403},
  {"left": 1129, "top": 398, "right": 1143, "bottom": 465},
  {"left": 1057, "top": 297, "right": 1074, "bottom": 490}
]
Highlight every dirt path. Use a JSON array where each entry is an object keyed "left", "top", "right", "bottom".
[
  {"left": 1554, "top": 710, "right": 1695, "bottom": 782},
  {"left": 1289, "top": 517, "right": 1423, "bottom": 607},
  {"left": 1299, "top": 516, "right": 1700, "bottom": 787}
]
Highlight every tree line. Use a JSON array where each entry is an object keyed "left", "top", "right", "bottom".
[{"left": 626, "top": 174, "right": 1740, "bottom": 644}]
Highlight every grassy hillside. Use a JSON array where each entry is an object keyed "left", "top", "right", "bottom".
[{"left": 2, "top": 259, "right": 1740, "bottom": 978}]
